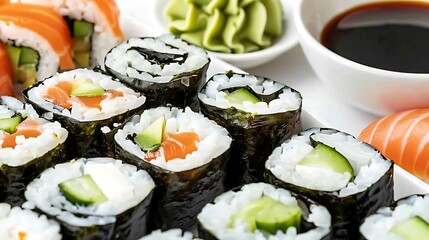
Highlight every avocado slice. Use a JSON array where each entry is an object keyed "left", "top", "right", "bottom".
[
  {"left": 73, "top": 20, "right": 94, "bottom": 38},
  {"left": 5, "top": 45, "right": 21, "bottom": 78},
  {"left": 70, "top": 80, "right": 105, "bottom": 97},
  {"left": 298, "top": 143, "right": 354, "bottom": 177},
  {"left": 134, "top": 117, "right": 165, "bottom": 152},
  {"left": 74, "top": 52, "right": 91, "bottom": 68},
  {"left": 58, "top": 174, "right": 108, "bottom": 206},
  {"left": 0, "top": 116, "right": 22, "bottom": 134},
  {"left": 224, "top": 88, "right": 260, "bottom": 104},
  {"left": 17, "top": 64, "right": 37, "bottom": 87},
  {"left": 230, "top": 196, "right": 301, "bottom": 234},
  {"left": 390, "top": 216, "right": 429, "bottom": 240},
  {"left": 19, "top": 47, "right": 39, "bottom": 65}
]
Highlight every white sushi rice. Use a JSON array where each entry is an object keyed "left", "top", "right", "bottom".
[
  {"left": 23, "top": 157, "right": 155, "bottom": 227},
  {"left": 11, "top": 0, "right": 122, "bottom": 66},
  {"left": 105, "top": 34, "right": 209, "bottom": 83},
  {"left": 140, "top": 229, "right": 194, "bottom": 240},
  {"left": 0, "top": 97, "right": 68, "bottom": 166},
  {"left": 198, "top": 73, "right": 301, "bottom": 114},
  {"left": 360, "top": 195, "right": 429, "bottom": 240},
  {"left": 0, "top": 203, "right": 61, "bottom": 240},
  {"left": 26, "top": 69, "right": 146, "bottom": 121},
  {"left": 0, "top": 21, "right": 58, "bottom": 82},
  {"left": 197, "top": 183, "right": 331, "bottom": 240},
  {"left": 265, "top": 128, "right": 392, "bottom": 196},
  {"left": 115, "top": 107, "right": 232, "bottom": 172}
]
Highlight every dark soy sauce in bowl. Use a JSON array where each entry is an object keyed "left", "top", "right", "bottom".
[{"left": 321, "top": 1, "right": 429, "bottom": 73}]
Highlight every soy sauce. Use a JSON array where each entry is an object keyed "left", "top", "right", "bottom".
[{"left": 321, "top": 1, "right": 429, "bottom": 73}]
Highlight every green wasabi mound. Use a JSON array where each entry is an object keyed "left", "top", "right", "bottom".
[
  {"left": 230, "top": 196, "right": 301, "bottom": 234},
  {"left": 165, "top": 0, "right": 283, "bottom": 53}
]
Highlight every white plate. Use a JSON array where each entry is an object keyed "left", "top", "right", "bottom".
[
  {"left": 116, "top": 0, "right": 299, "bottom": 69},
  {"left": 116, "top": 2, "right": 429, "bottom": 201}
]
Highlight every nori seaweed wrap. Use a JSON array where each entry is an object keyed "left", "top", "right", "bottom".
[
  {"left": 104, "top": 34, "right": 210, "bottom": 111},
  {"left": 0, "top": 96, "right": 68, "bottom": 206},
  {"left": 23, "top": 157, "right": 155, "bottom": 240},
  {"left": 360, "top": 194, "right": 429, "bottom": 240},
  {"left": 197, "top": 183, "right": 332, "bottom": 240},
  {"left": 199, "top": 71, "right": 302, "bottom": 186},
  {"left": 114, "top": 107, "right": 232, "bottom": 231},
  {"left": 265, "top": 128, "right": 394, "bottom": 239},
  {"left": 22, "top": 69, "right": 146, "bottom": 158}
]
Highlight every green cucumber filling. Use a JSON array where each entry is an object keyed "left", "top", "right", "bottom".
[
  {"left": 298, "top": 142, "right": 354, "bottom": 179},
  {"left": 58, "top": 174, "right": 108, "bottom": 206},
  {"left": 72, "top": 20, "right": 94, "bottom": 67},
  {"left": 389, "top": 216, "right": 429, "bottom": 240},
  {"left": 5, "top": 45, "right": 39, "bottom": 88},
  {"left": 134, "top": 117, "right": 165, "bottom": 152},
  {"left": 70, "top": 79, "right": 105, "bottom": 97},
  {"left": 224, "top": 88, "right": 261, "bottom": 105},
  {"left": 230, "top": 196, "right": 301, "bottom": 234},
  {"left": 0, "top": 115, "right": 22, "bottom": 134}
]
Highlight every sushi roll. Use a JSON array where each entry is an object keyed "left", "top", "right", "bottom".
[
  {"left": 199, "top": 71, "right": 302, "bottom": 186},
  {"left": 197, "top": 183, "right": 332, "bottom": 240},
  {"left": 0, "top": 3, "right": 74, "bottom": 89},
  {"left": 24, "top": 157, "right": 155, "bottom": 239},
  {"left": 140, "top": 229, "right": 194, "bottom": 240},
  {"left": 360, "top": 194, "right": 429, "bottom": 240},
  {"left": 115, "top": 107, "right": 232, "bottom": 230},
  {"left": 104, "top": 34, "right": 210, "bottom": 111},
  {"left": 0, "top": 96, "right": 68, "bottom": 205},
  {"left": 22, "top": 68, "right": 146, "bottom": 157},
  {"left": 265, "top": 128, "right": 394, "bottom": 239},
  {"left": 10, "top": 0, "right": 124, "bottom": 68},
  {"left": 0, "top": 203, "right": 62, "bottom": 239}
]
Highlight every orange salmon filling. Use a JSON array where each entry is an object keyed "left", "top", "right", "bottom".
[
  {"left": 1, "top": 119, "right": 42, "bottom": 149},
  {"left": 145, "top": 132, "right": 199, "bottom": 161},
  {"left": 18, "top": 231, "right": 27, "bottom": 240},
  {"left": 43, "top": 81, "right": 124, "bottom": 110}
]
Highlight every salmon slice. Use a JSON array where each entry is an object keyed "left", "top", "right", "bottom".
[
  {"left": 359, "top": 108, "right": 429, "bottom": 182},
  {"left": 0, "top": 42, "right": 14, "bottom": 96},
  {"left": 93, "top": 0, "right": 124, "bottom": 39},
  {"left": 145, "top": 132, "right": 200, "bottom": 161},
  {"left": 2, "top": 119, "right": 42, "bottom": 148}
]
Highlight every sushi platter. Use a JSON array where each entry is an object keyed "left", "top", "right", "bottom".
[{"left": 1, "top": 0, "right": 429, "bottom": 239}]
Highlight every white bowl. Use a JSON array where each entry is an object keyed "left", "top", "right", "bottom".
[
  {"left": 295, "top": 0, "right": 429, "bottom": 116},
  {"left": 117, "top": 0, "right": 299, "bottom": 69}
]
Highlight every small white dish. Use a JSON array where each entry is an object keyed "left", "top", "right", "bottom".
[{"left": 117, "top": 0, "right": 299, "bottom": 69}]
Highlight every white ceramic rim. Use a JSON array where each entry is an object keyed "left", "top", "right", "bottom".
[{"left": 294, "top": 0, "right": 429, "bottom": 80}]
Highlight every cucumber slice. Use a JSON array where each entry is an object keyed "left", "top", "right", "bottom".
[
  {"left": 0, "top": 116, "right": 22, "bottom": 134},
  {"left": 58, "top": 174, "right": 108, "bottom": 206},
  {"left": 19, "top": 47, "right": 39, "bottom": 65},
  {"left": 255, "top": 202, "right": 301, "bottom": 234},
  {"left": 230, "top": 196, "right": 301, "bottom": 234},
  {"left": 224, "top": 88, "right": 260, "bottom": 104},
  {"left": 5, "top": 45, "right": 21, "bottom": 78},
  {"left": 73, "top": 20, "right": 94, "bottom": 38},
  {"left": 390, "top": 216, "right": 429, "bottom": 240},
  {"left": 135, "top": 117, "right": 165, "bottom": 152},
  {"left": 70, "top": 80, "right": 105, "bottom": 97},
  {"left": 298, "top": 143, "right": 354, "bottom": 176}
]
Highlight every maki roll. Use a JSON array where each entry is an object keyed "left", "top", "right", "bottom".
[
  {"left": 115, "top": 107, "right": 232, "bottom": 231},
  {"left": 0, "top": 203, "right": 62, "bottom": 239},
  {"left": 197, "top": 183, "right": 332, "bottom": 240},
  {"left": 265, "top": 128, "right": 394, "bottom": 239},
  {"left": 24, "top": 157, "right": 155, "bottom": 240},
  {"left": 10, "top": 0, "right": 124, "bottom": 67},
  {"left": 199, "top": 71, "right": 302, "bottom": 186},
  {"left": 0, "top": 3, "right": 74, "bottom": 89},
  {"left": 0, "top": 96, "right": 68, "bottom": 205},
  {"left": 140, "top": 229, "right": 193, "bottom": 240},
  {"left": 105, "top": 34, "right": 210, "bottom": 111},
  {"left": 360, "top": 194, "right": 429, "bottom": 240},
  {"left": 23, "top": 68, "right": 146, "bottom": 157}
]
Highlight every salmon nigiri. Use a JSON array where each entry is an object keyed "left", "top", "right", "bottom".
[
  {"left": 359, "top": 108, "right": 429, "bottom": 182},
  {"left": 0, "top": 42, "right": 14, "bottom": 97}
]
